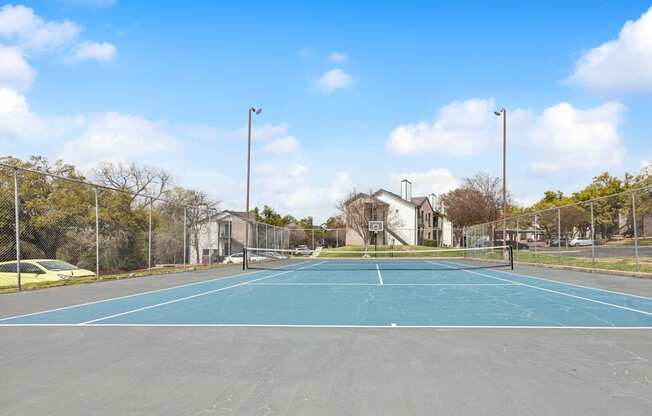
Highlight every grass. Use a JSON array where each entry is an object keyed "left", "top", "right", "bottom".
[
  {"left": 0, "top": 263, "right": 232, "bottom": 294},
  {"left": 513, "top": 250, "right": 652, "bottom": 274}
]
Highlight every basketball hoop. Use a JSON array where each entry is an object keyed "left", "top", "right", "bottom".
[{"left": 368, "top": 221, "right": 384, "bottom": 232}]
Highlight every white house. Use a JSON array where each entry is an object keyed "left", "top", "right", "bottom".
[{"left": 344, "top": 179, "right": 455, "bottom": 247}]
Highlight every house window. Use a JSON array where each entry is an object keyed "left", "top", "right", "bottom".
[{"left": 428, "top": 231, "right": 431, "bottom": 239}]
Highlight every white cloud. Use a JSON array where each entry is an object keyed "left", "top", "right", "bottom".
[
  {"left": 253, "top": 163, "right": 351, "bottom": 221},
  {"left": 263, "top": 136, "right": 299, "bottom": 155},
  {"left": 0, "top": 4, "right": 116, "bottom": 64},
  {"left": 328, "top": 172, "right": 353, "bottom": 202},
  {"left": 0, "top": 4, "right": 81, "bottom": 53},
  {"left": 328, "top": 52, "right": 348, "bottom": 63},
  {"left": 387, "top": 97, "right": 626, "bottom": 176},
  {"left": 567, "top": 6, "right": 652, "bottom": 92},
  {"left": 386, "top": 98, "right": 497, "bottom": 156},
  {"left": 0, "top": 45, "right": 36, "bottom": 91},
  {"left": 526, "top": 102, "right": 625, "bottom": 174},
  {"left": 390, "top": 169, "right": 459, "bottom": 197},
  {"left": 66, "top": 41, "right": 116, "bottom": 63},
  {"left": 60, "top": 113, "right": 179, "bottom": 171},
  {"left": 0, "top": 87, "right": 81, "bottom": 140},
  {"left": 315, "top": 68, "right": 352, "bottom": 94},
  {"left": 290, "top": 164, "right": 306, "bottom": 177}
]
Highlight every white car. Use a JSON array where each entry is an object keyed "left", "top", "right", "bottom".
[
  {"left": 294, "top": 245, "right": 312, "bottom": 256},
  {"left": 223, "top": 252, "right": 267, "bottom": 264},
  {"left": 570, "top": 238, "right": 593, "bottom": 247}
]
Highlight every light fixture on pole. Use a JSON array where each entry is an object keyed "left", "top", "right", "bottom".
[
  {"left": 244, "top": 107, "right": 262, "bottom": 270},
  {"left": 494, "top": 108, "right": 507, "bottom": 244}
]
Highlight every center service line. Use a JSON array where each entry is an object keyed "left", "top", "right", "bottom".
[{"left": 376, "top": 264, "right": 384, "bottom": 285}]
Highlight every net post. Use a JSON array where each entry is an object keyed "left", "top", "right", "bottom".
[
  {"left": 509, "top": 245, "right": 514, "bottom": 270},
  {"left": 242, "top": 247, "right": 248, "bottom": 270}
]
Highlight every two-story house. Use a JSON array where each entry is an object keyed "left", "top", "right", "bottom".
[{"left": 343, "top": 179, "right": 454, "bottom": 247}]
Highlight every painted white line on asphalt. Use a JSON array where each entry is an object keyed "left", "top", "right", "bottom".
[
  {"left": 0, "top": 266, "right": 287, "bottom": 323},
  {"left": 432, "top": 261, "right": 652, "bottom": 317},
  {"left": 250, "top": 282, "right": 516, "bottom": 287},
  {"left": 376, "top": 264, "right": 384, "bottom": 285},
  {"left": 1, "top": 323, "right": 651, "bottom": 329},
  {"left": 491, "top": 268, "right": 652, "bottom": 301},
  {"left": 79, "top": 262, "right": 324, "bottom": 325}
]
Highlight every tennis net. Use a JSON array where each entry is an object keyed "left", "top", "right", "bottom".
[{"left": 244, "top": 245, "right": 513, "bottom": 271}]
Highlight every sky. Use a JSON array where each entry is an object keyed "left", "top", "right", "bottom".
[{"left": 1, "top": 0, "right": 652, "bottom": 223}]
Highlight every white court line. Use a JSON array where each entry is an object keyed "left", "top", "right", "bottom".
[
  {"left": 491, "top": 268, "right": 652, "bottom": 301},
  {"left": 79, "top": 261, "right": 325, "bottom": 325},
  {"left": 250, "top": 282, "right": 517, "bottom": 287},
  {"left": 433, "top": 261, "right": 652, "bottom": 317},
  {"left": 1, "top": 323, "right": 651, "bottom": 329},
  {"left": 0, "top": 265, "right": 292, "bottom": 323},
  {"left": 376, "top": 264, "right": 384, "bottom": 285}
]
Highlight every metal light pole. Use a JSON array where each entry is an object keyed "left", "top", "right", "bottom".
[
  {"left": 243, "top": 107, "right": 262, "bottom": 270},
  {"left": 494, "top": 108, "right": 507, "bottom": 245}
]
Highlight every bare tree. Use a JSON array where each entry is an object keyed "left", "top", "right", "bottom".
[
  {"left": 94, "top": 162, "right": 171, "bottom": 204},
  {"left": 162, "top": 187, "right": 219, "bottom": 264},
  {"left": 440, "top": 173, "right": 509, "bottom": 227},
  {"left": 337, "top": 191, "right": 389, "bottom": 248}
]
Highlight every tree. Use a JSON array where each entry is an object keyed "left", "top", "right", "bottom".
[
  {"left": 94, "top": 162, "right": 171, "bottom": 204},
  {"left": 440, "top": 173, "right": 507, "bottom": 227},
  {"left": 157, "top": 187, "right": 219, "bottom": 265},
  {"left": 0, "top": 156, "right": 95, "bottom": 264},
  {"left": 337, "top": 191, "right": 388, "bottom": 248}
]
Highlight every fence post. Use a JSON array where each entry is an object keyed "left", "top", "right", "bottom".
[
  {"left": 590, "top": 202, "right": 595, "bottom": 267},
  {"left": 336, "top": 229, "right": 339, "bottom": 248},
  {"left": 94, "top": 187, "right": 100, "bottom": 280},
  {"left": 148, "top": 198, "right": 153, "bottom": 273},
  {"left": 557, "top": 208, "right": 561, "bottom": 264},
  {"left": 13, "top": 169, "right": 21, "bottom": 291},
  {"left": 183, "top": 207, "right": 187, "bottom": 269},
  {"left": 632, "top": 191, "right": 640, "bottom": 272}
]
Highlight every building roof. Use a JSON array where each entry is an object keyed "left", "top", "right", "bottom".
[
  {"left": 373, "top": 189, "right": 417, "bottom": 206},
  {"left": 410, "top": 196, "right": 427, "bottom": 206},
  {"left": 343, "top": 192, "right": 388, "bottom": 206}
]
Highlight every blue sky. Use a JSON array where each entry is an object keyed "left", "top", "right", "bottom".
[{"left": 1, "top": 1, "right": 652, "bottom": 222}]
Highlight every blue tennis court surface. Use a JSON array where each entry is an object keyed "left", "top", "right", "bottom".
[{"left": 2, "top": 260, "right": 652, "bottom": 328}]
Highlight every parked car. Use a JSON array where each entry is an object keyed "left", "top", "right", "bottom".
[
  {"left": 569, "top": 238, "right": 593, "bottom": 247},
  {"left": 222, "top": 252, "right": 267, "bottom": 264},
  {"left": 548, "top": 238, "right": 568, "bottom": 247},
  {"left": 0, "top": 259, "right": 95, "bottom": 285},
  {"left": 293, "top": 245, "right": 312, "bottom": 256},
  {"left": 261, "top": 251, "right": 288, "bottom": 260}
]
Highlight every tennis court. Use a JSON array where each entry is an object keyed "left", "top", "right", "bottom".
[{"left": 2, "top": 250, "right": 651, "bottom": 328}]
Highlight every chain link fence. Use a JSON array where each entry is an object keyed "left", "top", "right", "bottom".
[
  {"left": 0, "top": 165, "right": 292, "bottom": 291},
  {"left": 465, "top": 185, "right": 652, "bottom": 274}
]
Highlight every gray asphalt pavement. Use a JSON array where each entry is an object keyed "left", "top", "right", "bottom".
[{"left": 1, "top": 265, "right": 652, "bottom": 415}]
